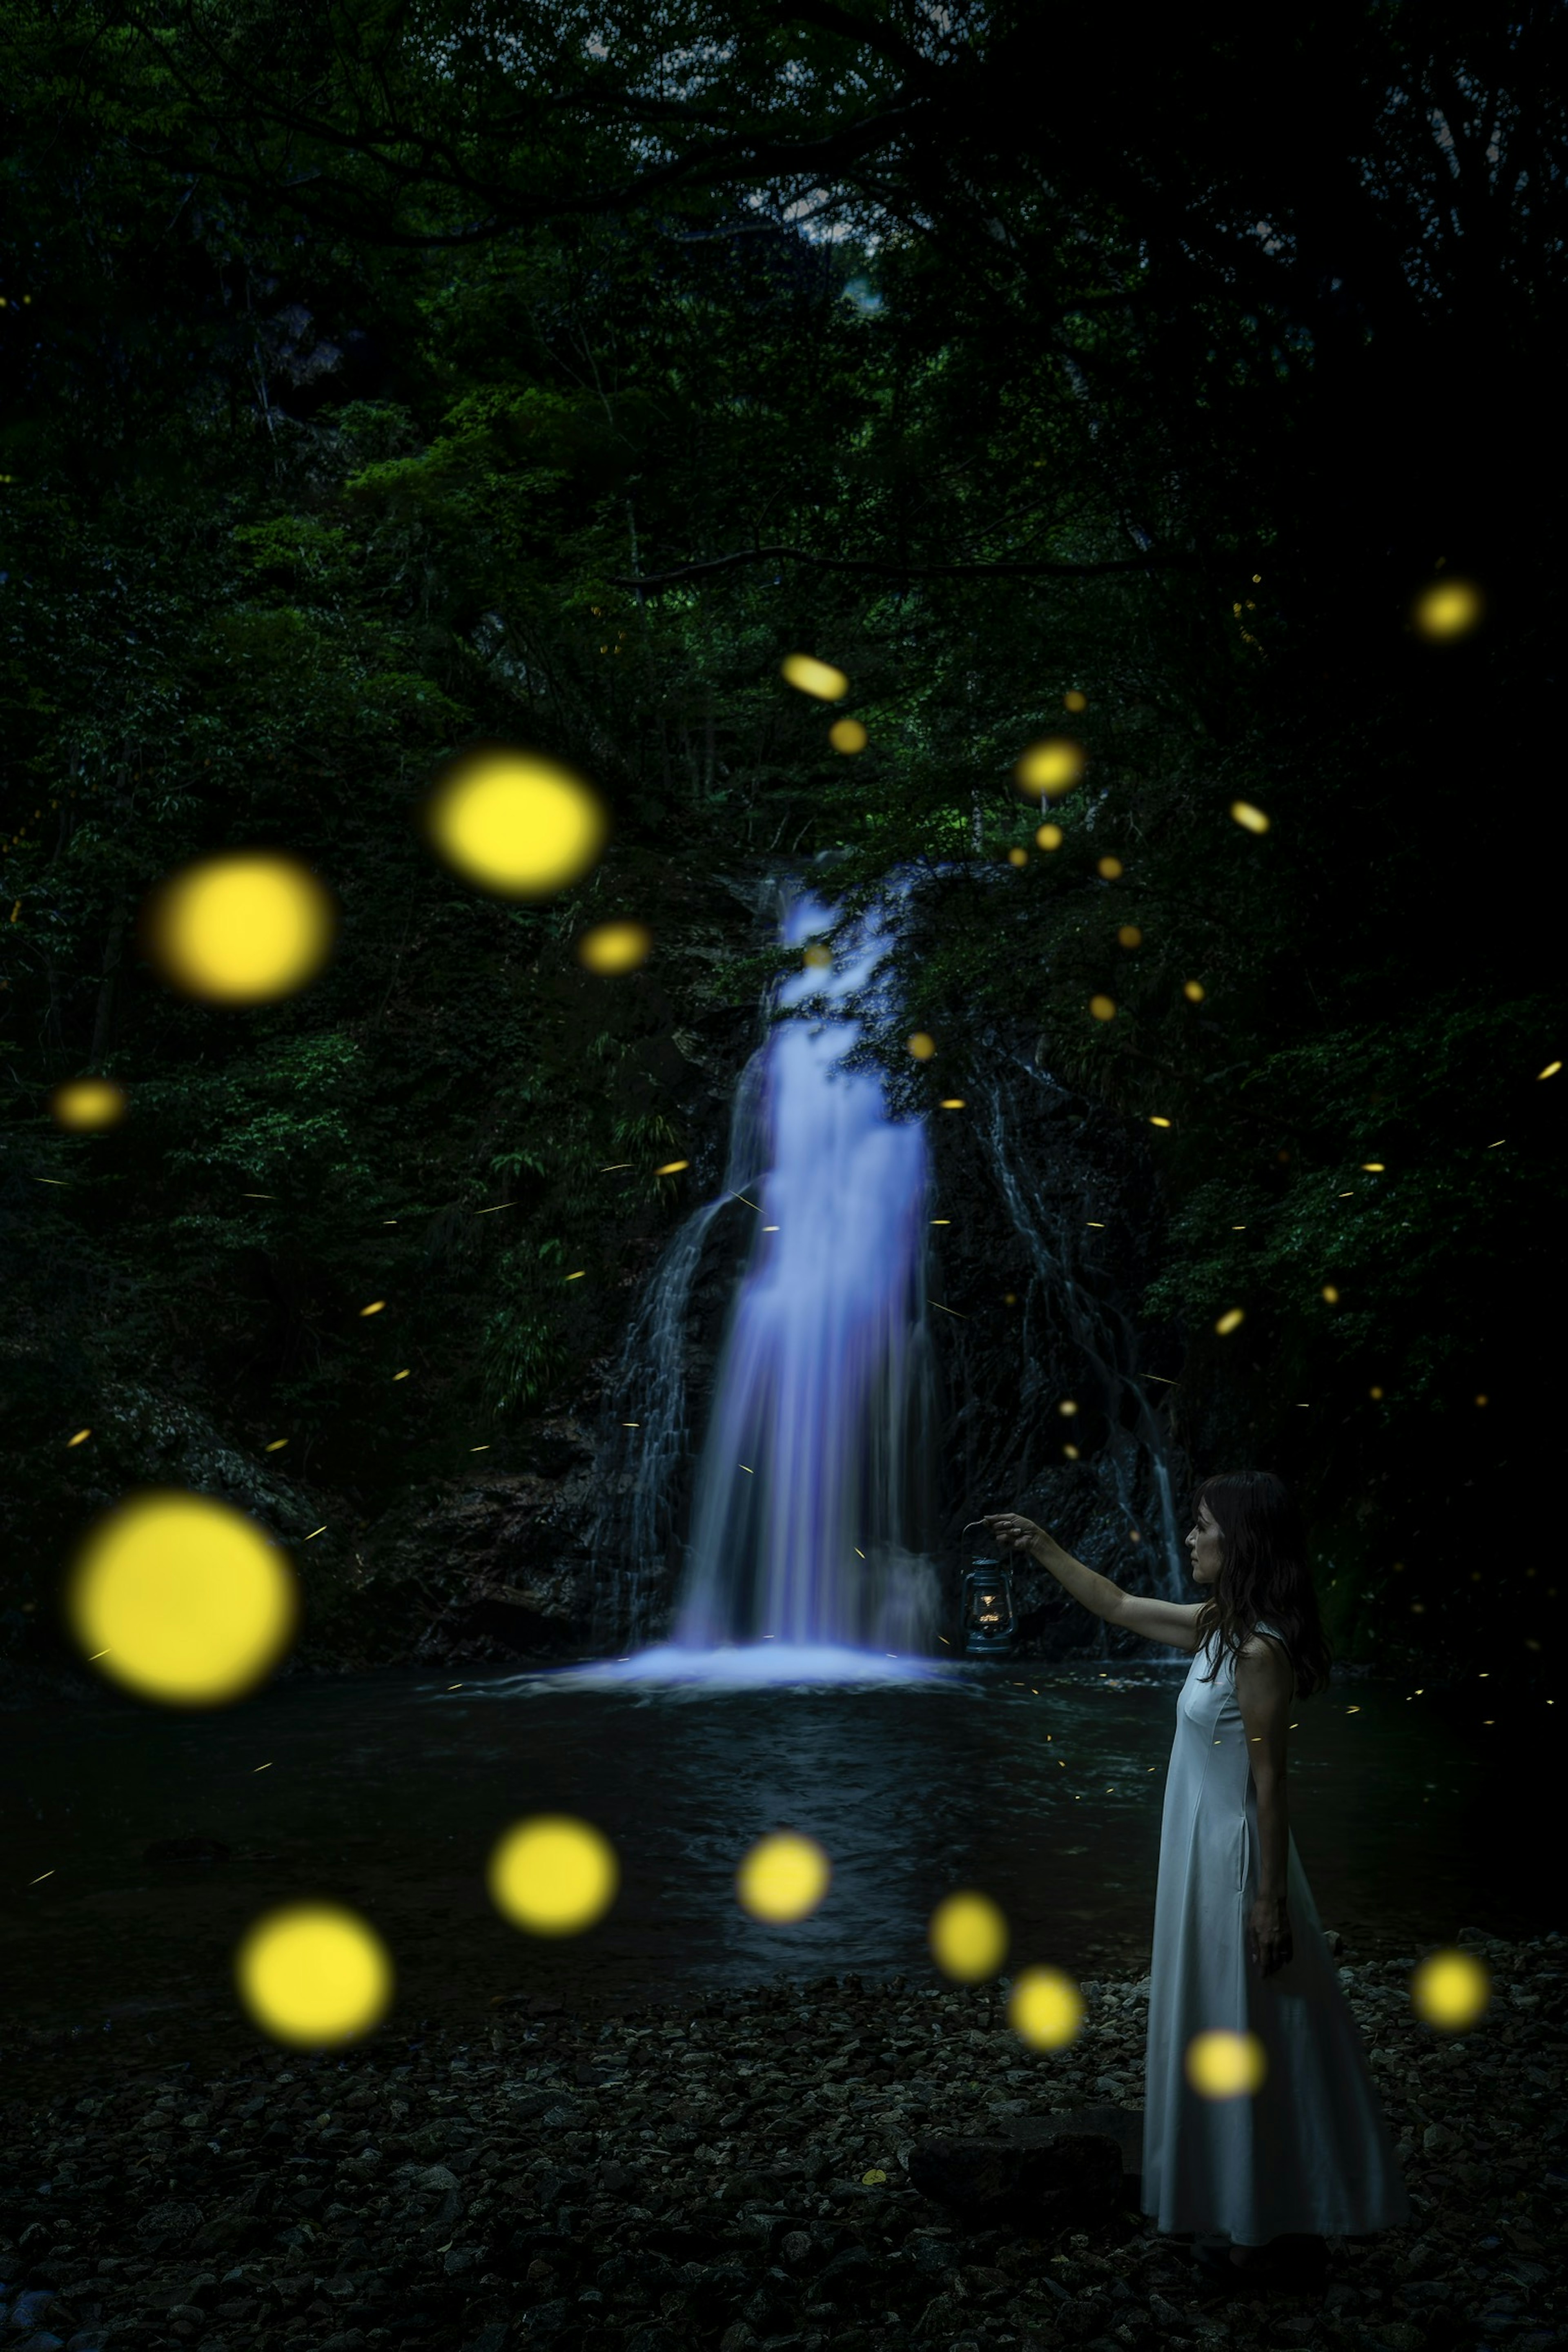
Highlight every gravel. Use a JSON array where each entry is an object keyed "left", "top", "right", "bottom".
[{"left": 1, "top": 1930, "right": 1561, "bottom": 2352}]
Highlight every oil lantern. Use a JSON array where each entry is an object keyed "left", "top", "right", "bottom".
[{"left": 961, "top": 1559, "right": 1018, "bottom": 1657}]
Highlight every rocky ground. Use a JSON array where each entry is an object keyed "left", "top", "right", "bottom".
[{"left": 2, "top": 1932, "right": 1561, "bottom": 2352}]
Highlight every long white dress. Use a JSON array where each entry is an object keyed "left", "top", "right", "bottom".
[{"left": 1140, "top": 1619, "right": 1410, "bottom": 2243}]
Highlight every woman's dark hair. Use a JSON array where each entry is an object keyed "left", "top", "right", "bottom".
[{"left": 1192, "top": 1470, "right": 1333, "bottom": 1698}]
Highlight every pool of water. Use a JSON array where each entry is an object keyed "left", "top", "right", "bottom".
[{"left": 4, "top": 1656, "right": 1549, "bottom": 2078}]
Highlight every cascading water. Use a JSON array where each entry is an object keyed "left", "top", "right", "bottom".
[{"left": 586, "top": 882, "right": 942, "bottom": 1682}]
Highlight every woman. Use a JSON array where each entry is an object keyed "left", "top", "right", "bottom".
[{"left": 984, "top": 1470, "right": 1408, "bottom": 2282}]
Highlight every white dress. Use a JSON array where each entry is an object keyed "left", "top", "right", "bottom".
[{"left": 1140, "top": 1619, "right": 1410, "bottom": 2243}]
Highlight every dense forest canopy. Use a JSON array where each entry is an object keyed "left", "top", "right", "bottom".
[{"left": 1, "top": 1, "right": 1562, "bottom": 1689}]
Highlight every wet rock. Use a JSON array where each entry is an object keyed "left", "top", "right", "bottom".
[{"left": 907, "top": 2130, "right": 1121, "bottom": 2230}]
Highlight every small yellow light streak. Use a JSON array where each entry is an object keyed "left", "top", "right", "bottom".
[
  {"left": 655, "top": 1160, "right": 689, "bottom": 1175},
  {"left": 931, "top": 1301, "right": 968, "bottom": 1318},
  {"left": 1086, "top": 1220, "right": 1105, "bottom": 1227},
  {"left": 30, "top": 1871, "right": 55, "bottom": 1886},
  {"left": 303, "top": 1526, "right": 326, "bottom": 1540},
  {"left": 1144, "top": 1372, "right": 1176, "bottom": 1383},
  {"left": 1539, "top": 1060, "right": 1561, "bottom": 1080},
  {"left": 35, "top": 1177, "right": 68, "bottom": 1185},
  {"left": 940, "top": 1098, "right": 965, "bottom": 1109},
  {"left": 241, "top": 1193, "right": 277, "bottom": 1199},
  {"left": 739, "top": 1464, "right": 753, "bottom": 1473},
  {"left": 931, "top": 1218, "right": 950, "bottom": 1224},
  {"left": 1487, "top": 1138, "right": 1504, "bottom": 1147},
  {"left": 729, "top": 1192, "right": 760, "bottom": 1210},
  {"left": 360, "top": 1300, "right": 385, "bottom": 1317},
  {"left": 474, "top": 1202, "right": 519, "bottom": 1215},
  {"left": 470, "top": 1445, "right": 490, "bottom": 1452},
  {"left": 1149, "top": 1115, "right": 1171, "bottom": 1127},
  {"left": 565, "top": 1270, "right": 585, "bottom": 1281},
  {"left": 855, "top": 1548, "right": 866, "bottom": 1559},
  {"left": 621, "top": 1421, "right": 639, "bottom": 1427},
  {"left": 265, "top": 1438, "right": 288, "bottom": 1452},
  {"left": 254, "top": 1761, "right": 272, "bottom": 1772},
  {"left": 393, "top": 1370, "right": 410, "bottom": 1382},
  {"left": 67, "top": 1428, "right": 91, "bottom": 1447},
  {"left": 448, "top": 1684, "right": 463, "bottom": 1691},
  {"left": 1215, "top": 1307, "right": 1245, "bottom": 1334},
  {"left": 1361, "top": 1162, "right": 1385, "bottom": 1172},
  {"left": 87, "top": 1648, "right": 111, "bottom": 1661},
  {"left": 599, "top": 1163, "right": 634, "bottom": 1172},
  {"left": 762, "top": 1223, "right": 780, "bottom": 1231}
]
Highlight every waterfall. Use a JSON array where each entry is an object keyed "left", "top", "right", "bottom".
[
  {"left": 971, "top": 1052, "right": 1189, "bottom": 1599},
  {"left": 672, "top": 889, "right": 938, "bottom": 1648}
]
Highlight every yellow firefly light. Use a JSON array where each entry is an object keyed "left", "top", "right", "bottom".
[
  {"left": 1089, "top": 996, "right": 1116, "bottom": 1021},
  {"left": 1118, "top": 924, "right": 1142, "bottom": 947},
  {"left": 908, "top": 1033, "right": 936, "bottom": 1060},
  {"left": 50, "top": 1078, "right": 127, "bottom": 1130},
  {"left": 1009, "top": 1966, "right": 1083, "bottom": 2049},
  {"left": 736, "top": 1831, "right": 831, "bottom": 1923},
  {"left": 1063, "top": 690, "right": 1088, "bottom": 713},
  {"left": 1008, "top": 846, "right": 1028, "bottom": 867},
  {"left": 1015, "top": 738, "right": 1085, "bottom": 800},
  {"left": 829, "top": 717, "right": 867, "bottom": 752},
  {"left": 421, "top": 746, "right": 608, "bottom": 899},
  {"left": 577, "top": 921, "right": 652, "bottom": 973},
  {"left": 655, "top": 1159, "right": 689, "bottom": 1176},
  {"left": 234, "top": 1902, "right": 394, "bottom": 2049},
  {"left": 1411, "top": 1948, "right": 1490, "bottom": 2031},
  {"left": 1035, "top": 824, "right": 1063, "bottom": 851},
  {"left": 64, "top": 1488, "right": 299, "bottom": 1706},
  {"left": 1097, "top": 856, "right": 1123, "bottom": 880},
  {"left": 1185, "top": 2029, "right": 1267, "bottom": 2098},
  {"left": 803, "top": 944, "right": 833, "bottom": 968},
  {"left": 1414, "top": 579, "right": 1484, "bottom": 640},
  {"left": 487, "top": 1815, "right": 619, "bottom": 1936},
  {"left": 1322, "top": 1285, "right": 1340, "bottom": 1303},
  {"left": 1230, "top": 802, "right": 1270, "bottom": 834},
  {"left": 1215, "top": 1307, "right": 1245, "bottom": 1334},
  {"left": 781, "top": 653, "right": 848, "bottom": 700},
  {"left": 1183, "top": 980, "right": 1206, "bottom": 1002},
  {"left": 929, "top": 1891, "right": 1008, "bottom": 1981},
  {"left": 140, "top": 851, "right": 337, "bottom": 1002}
]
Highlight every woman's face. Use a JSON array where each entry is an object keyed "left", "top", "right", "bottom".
[{"left": 1187, "top": 1497, "right": 1224, "bottom": 1586}]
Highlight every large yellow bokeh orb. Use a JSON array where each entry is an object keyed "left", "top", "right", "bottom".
[
  {"left": 1015, "top": 738, "right": 1085, "bottom": 800},
  {"left": 235, "top": 1902, "right": 394, "bottom": 2048},
  {"left": 929, "top": 1890, "right": 1009, "bottom": 1981},
  {"left": 780, "top": 653, "right": 848, "bottom": 701},
  {"left": 488, "top": 1815, "right": 619, "bottom": 1936},
  {"left": 1410, "top": 1948, "right": 1490, "bottom": 2031},
  {"left": 737, "top": 1831, "right": 831, "bottom": 1923},
  {"left": 423, "top": 747, "right": 608, "bottom": 899},
  {"left": 141, "top": 851, "right": 337, "bottom": 1002},
  {"left": 64, "top": 1488, "right": 300, "bottom": 1706},
  {"left": 1185, "top": 2028, "right": 1267, "bottom": 2098},
  {"left": 1414, "top": 578, "right": 1484, "bottom": 640},
  {"left": 51, "top": 1078, "right": 128, "bottom": 1130},
  {"left": 1009, "top": 1965, "right": 1084, "bottom": 2049}
]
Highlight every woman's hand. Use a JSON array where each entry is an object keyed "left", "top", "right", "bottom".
[
  {"left": 982, "top": 1513, "right": 1045, "bottom": 1557},
  {"left": 1247, "top": 1896, "right": 1294, "bottom": 1977}
]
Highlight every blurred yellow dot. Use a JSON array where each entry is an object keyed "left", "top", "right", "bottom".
[
  {"left": 1183, "top": 980, "right": 1206, "bottom": 1002},
  {"left": 655, "top": 1158, "right": 689, "bottom": 1176},
  {"left": 422, "top": 746, "right": 608, "bottom": 899},
  {"left": 1035, "top": 824, "right": 1063, "bottom": 851},
  {"left": 781, "top": 653, "right": 848, "bottom": 701},
  {"left": 1089, "top": 995, "right": 1116, "bottom": 1021},
  {"left": 264, "top": 1438, "right": 288, "bottom": 1453},
  {"left": 1185, "top": 2029, "right": 1267, "bottom": 2097},
  {"left": 1362, "top": 1161, "right": 1386, "bottom": 1172},
  {"left": 51, "top": 1078, "right": 127, "bottom": 1130},
  {"left": 1097, "top": 856, "right": 1123, "bottom": 880},
  {"left": 234, "top": 1902, "right": 393, "bottom": 2049},
  {"left": 66, "top": 1428, "right": 91, "bottom": 1448},
  {"left": 940, "top": 1096, "right": 966, "bottom": 1109},
  {"left": 1118, "top": 924, "right": 1141, "bottom": 947},
  {"left": 929, "top": 1891, "right": 1008, "bottom": 1981},
  {"left": 1322, "top": 1285, "right": 1339, "bottom": 1303},
  {"left": 1015, "top": 738, "right": 1085, "bottom": 800},
  {"left": 1230, "top": 801, "right": 1270, "bottom": 834},
  {"left": 64, "top": 1489, "right": 299, "bottom": 1706},
  {"left": 577, "top": 920, "right": 652, "bottom": 974},
  {"left": 803, "top": 944, "right": 833, "bottom": 968},
  {"left": 1149, "top": 1114, "right": 1172, "bottom": 1128},
  {"left": 829, "top": 717, "right": 867, "bottom": 752},
  {"left": 1009, "top": 1965, "right": 1083, "bottom": 2049},
  {"left": 1474, "top": 1392, "right": 1488, "bottom": 1407},
  {"left": 1058, "top": 1399, "right": 1078, "bottom": 1416},
  {"left": 1369, "top": 1385, "right": 1384, "bottom": 1399},
  {"left": 1539, "top": 1060, "right": 1562, "bottom": 1080},
  {"left": 140, "top": 851, "right": 336, "bottom": 1003},
  {"left": 1008, "top": 846, "right": 1028, "bottom": 867},
  {"left": 393, "top": 1369, "right": 410, "bottom": 1381},
  {"left": 488, "top": 1815, "right": 619, "bottom": 1936},
  {"left": 360, "top": 1300, "right": 385, "bottom": 1317},
  {"left": 1063, "top": 690, "right": 1087, "bottom": 713},
  {"left": 1062, "top": 1442, "right": 1080, "bottom": 1459},
  {"left": 1414, "top": 578, "right": 1483, "bottom": 640},
  {"left": 908, "top": 1032, "right": 936, "bottom": 1060},
  {"left": 737, "top": 1831, "right": 831, "bottom": 1922},
  {"left": 1215, "top": 1307, "right": 1245, "bottom": 1334},
  {"left": 1410, "top": 1948, "right": 1490, "bottom": 2030}
]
